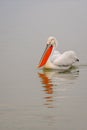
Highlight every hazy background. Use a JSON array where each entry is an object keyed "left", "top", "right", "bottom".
[
  {"left": 0, "top": 0, "right": 87, "bottom": 65},
  {"left": 0, "top": 1, "right": 87, "bottom": 130}
]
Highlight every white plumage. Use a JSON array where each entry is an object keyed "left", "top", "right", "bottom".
[{"left": 38, "top": 36, "right": 79, "bottom": 70}]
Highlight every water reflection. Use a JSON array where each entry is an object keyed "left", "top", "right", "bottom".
[
  {"left": 38, "top": 72, "right": 54, "bottom": 108},
  {"left": 38, "top": 67, "right": 79, "bottom": 108}
]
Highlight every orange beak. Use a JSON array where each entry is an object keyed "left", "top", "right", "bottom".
[{"left": 38, "top": 44, "right": 53, "bottom": 68}]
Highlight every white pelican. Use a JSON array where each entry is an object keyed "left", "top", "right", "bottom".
[{"left": 38, "top": 36, "right": 79, "bottom": 70}]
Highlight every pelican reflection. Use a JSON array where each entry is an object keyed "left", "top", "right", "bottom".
[{"left": 38, "top": 68, "right": 79, "bottom": 108}]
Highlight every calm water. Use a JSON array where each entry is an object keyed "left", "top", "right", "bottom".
[{"left": 0, "top": 0, "right": 87, "bottom": 130}]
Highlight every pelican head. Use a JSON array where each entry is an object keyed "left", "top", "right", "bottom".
[
  {"left": 47, "top": 36, "right": 58, "bottom": 47},
  {"left": 38, "top": 36, "right": 57, "bottom": 68}
]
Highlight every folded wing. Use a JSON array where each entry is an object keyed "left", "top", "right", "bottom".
[{"left": 52, "top": 51, "right": 79, "bottom": 67}]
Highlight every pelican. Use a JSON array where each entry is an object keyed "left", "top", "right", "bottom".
[{"left": 38, "top": 36, "right": 79, "bottom": 70}]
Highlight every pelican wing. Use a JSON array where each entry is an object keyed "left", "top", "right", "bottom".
[{"left": 53, "top": 51, "right": 78, "bottom": 67}]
